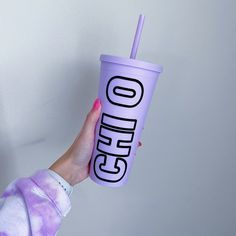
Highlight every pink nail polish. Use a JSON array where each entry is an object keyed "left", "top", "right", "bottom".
[{"left": 92, "top": 98, "right": 101, "bottom": 111}]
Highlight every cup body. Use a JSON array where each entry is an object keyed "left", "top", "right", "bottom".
[{"left": 89, "top": 54, "right": 163, "bottom": 187}]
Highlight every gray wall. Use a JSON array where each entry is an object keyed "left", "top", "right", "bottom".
[{"left": 0, "top": 0, "right": 235, "bottom": 235}]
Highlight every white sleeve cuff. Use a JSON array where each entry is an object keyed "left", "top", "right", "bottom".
[{"left": 47, "top": 169, "right": 73, "bottom": 196}]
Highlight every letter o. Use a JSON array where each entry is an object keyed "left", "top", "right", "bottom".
[{"left": 106, "top": 76, "right": 144, "bottom": 108}]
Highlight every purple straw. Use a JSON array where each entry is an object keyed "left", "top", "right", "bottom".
[{"left": 130, "top": 14, "right": 145, "bottom": 59}]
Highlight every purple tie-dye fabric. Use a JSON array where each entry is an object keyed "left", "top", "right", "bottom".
[{"left": 0, "top": 169, "right": 71, "bottom": 236}]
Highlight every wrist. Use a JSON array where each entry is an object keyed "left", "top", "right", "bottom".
[{"left": 49, "top": 154, "right": 82, "bottom": 186}]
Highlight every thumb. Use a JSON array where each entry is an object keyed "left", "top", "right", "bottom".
[
  {"left": 64, "top": 98, "right": 101, "bottom": 164},
  {"left": 82, "top": 98, "right": 102, "bottom": 135}
]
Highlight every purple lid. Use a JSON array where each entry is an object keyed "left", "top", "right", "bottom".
[{"left": 100, "top": 54, "right": 163, "bottom": 73}]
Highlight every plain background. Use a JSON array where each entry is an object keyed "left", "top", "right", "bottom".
[{"left": 0, "top": 0, "right": 235, "bottom": 235}]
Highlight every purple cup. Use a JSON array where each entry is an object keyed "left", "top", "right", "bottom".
[{"left": 89, "top": 54, "right": 163, "bottom": 187}]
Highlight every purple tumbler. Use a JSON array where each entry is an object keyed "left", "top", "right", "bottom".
[{"left": 89, "top": 15, "right": 163, "bottom": 187}]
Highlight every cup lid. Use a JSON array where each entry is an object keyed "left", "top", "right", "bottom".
[{"left": 100, "top": 54, "right": 163, "bottom": 73}]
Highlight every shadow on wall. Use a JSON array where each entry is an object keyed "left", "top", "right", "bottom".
[
  {"left": 0, "top": 98, "right": 17, "bottom": 193},
  {"left": 38, "top": 60, "right": 99, "bottom": 146}
]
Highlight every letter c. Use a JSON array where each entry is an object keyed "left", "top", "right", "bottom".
[{"left": 93, "top": 154, "right": 127, "bottom": 183}]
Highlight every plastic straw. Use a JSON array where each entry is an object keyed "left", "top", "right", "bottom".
[{"left": 130, "top": 14, "right": 145, "bottom": 59}]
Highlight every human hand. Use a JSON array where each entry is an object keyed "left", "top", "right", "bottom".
[{"left": 49, "top": 98, "right": 142, "bottom": 186}]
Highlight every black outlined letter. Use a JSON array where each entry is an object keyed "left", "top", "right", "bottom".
[
  {"left": 106, "top": 76, "right": 144, "bottom": 108},
  {"left": 97, "top": 125, "right": 134, "bottom": 157},
  {"left": 94, "top": 154, "right": 127, "bottom": 183},
  {"left": 101, "top": 113, "right": 137, "bottom": 131}
]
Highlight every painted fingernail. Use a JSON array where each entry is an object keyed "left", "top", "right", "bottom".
[{"left": 92, "top": 98, "right": 101, "bottom": 111}]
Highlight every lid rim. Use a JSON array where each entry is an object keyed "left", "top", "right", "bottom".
[{"left": 100, "top": 54, "right": 163, "bottom": 73}]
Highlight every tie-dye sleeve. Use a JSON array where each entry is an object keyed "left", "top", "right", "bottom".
[{"left": 0, "top": 169, "right": 71, "bottom": 236}]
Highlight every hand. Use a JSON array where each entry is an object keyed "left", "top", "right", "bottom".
[{"left": 49, "top": 98, "right": 142, "bottom": 186}]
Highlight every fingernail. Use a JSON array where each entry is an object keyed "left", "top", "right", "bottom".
[{"left": 92, "top": 98, "right": 101, "bottom": 111}]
